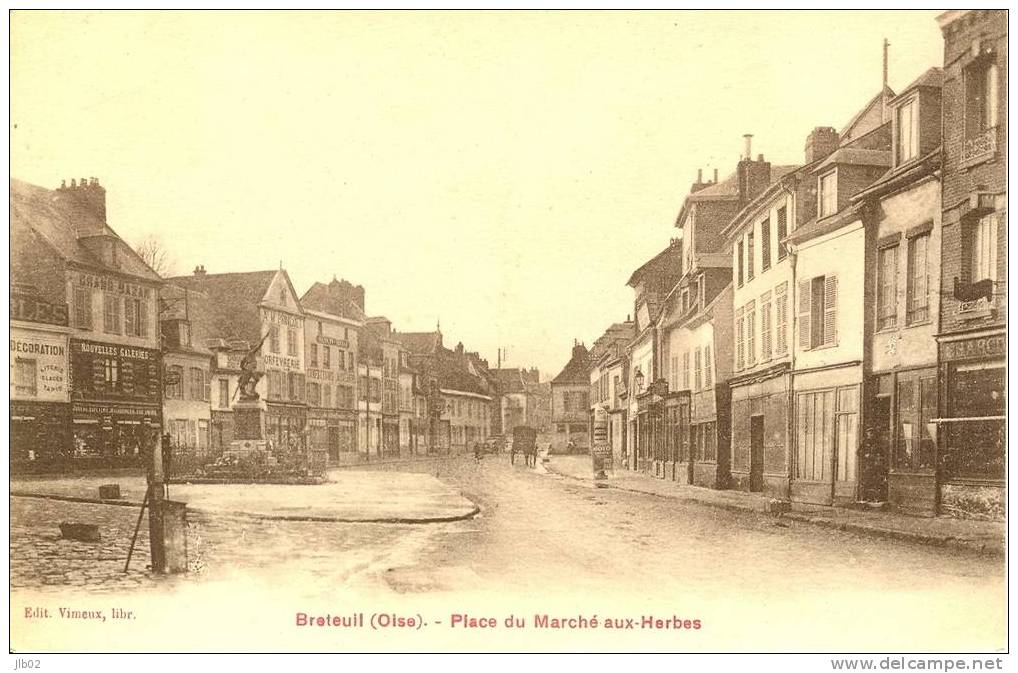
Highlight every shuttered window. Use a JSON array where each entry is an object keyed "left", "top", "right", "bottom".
[
  {"left": 74, "top": 287, "right": 93, "bottom": 329},
  {"left": 694, "top": 348, "right": 702, "bottom": 391},
  {"left": 737, "top": 240, "right": 744, "bottom": 286},
  {"left": 682, "top": 351, "right": 690, "bottom": 390},
  {"left": 776, "top": 206, "right": 788, "bottom": 261},
  {"left": 747, "top": 231, "right": 755, "bottom": 280},
  {"left": 103, "top": 294, "right": 121, "bottom": 334},
  {"left": 760, "top": 291, "right": 773, "bottom": 360},
  {"left": 761, "top": 217, "right": 771, "bottom": 271},
  {"left": 775, "top": 282, "right": 788, "bottom": 355},
  {"left": 704, "top": 345, "right": 713, "bottom": 389},
  {"left": 800, "top": 275, "right": 838, "bottom": 349},
  {"left": 735, "top": 307, "right": 745, "bottom": 370},
  {"left": 745, "top": 300, "right": 756, "bottom": 367}
]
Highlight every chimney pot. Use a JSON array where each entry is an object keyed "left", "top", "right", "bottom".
[
  {"left": 757, "top": 153, "right": 764, "bottom": 162},
  {"left": 60, "top": 180, "right": 66, "bottom": 189},
  {"left": 70, "top": 179, "right": 77, "bottom": 188},
  {"left": 697, "top": 168, "right": 703, "bottom": 183},
  {"left": 713, "top": 168, "right": 718, "bottom": 183},
  {"left": 743, "top": 133, "right": 753, "bottom": 160}
]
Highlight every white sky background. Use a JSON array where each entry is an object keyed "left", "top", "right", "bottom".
[{"left": 11, "top": 10, "right": 944, "bottom": 378}]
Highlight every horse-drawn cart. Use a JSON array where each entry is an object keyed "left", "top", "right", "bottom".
[{"left": 510, "top": 425, "right": 539, "bottom": 467}]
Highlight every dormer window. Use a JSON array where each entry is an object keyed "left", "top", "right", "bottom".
[
  {"left": 818, "top": 170, "right": 837, "bottom": 218},
  {"left": 895, "top": 96, "right": 919, "bottom": 165}
]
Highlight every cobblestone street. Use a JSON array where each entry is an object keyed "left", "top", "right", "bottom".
[{"left": 10, "top": 456, "right": 1007, "bottom": 651}]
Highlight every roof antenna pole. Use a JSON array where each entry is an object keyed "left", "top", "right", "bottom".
[{"left": 882, "top": 38, "right": 890, "bottom": 123}]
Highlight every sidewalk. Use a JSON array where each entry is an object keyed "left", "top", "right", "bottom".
[
  {"left": 545, "top": 455, "right": 1005, "bottom": 556},
  {"left": 11, "top": 469, "right": 479, "bottom": 524}
]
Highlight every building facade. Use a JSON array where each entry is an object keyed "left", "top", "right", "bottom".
[
  {"left": 10, "top": 289, "right": 72, "bottom": 470},
  {"left": 934, "top": 9, "right": 1006, "bottom": 520},
  {"left": 303, "top": 309, "right": 360, "bottom": 465},
  {"left": 160, "top": 283, "right": 213, "bottom": 474},
  {"left": 852, "top": 68, "right": 945, "bottom": 513},
  {"left": 785, "top": 93, "right": 894, "bottom": 506},
  {"left": 11, "top": 178, "right": 164, "bottom": 470},
  {"left": 171, "top": 267, "right": 308, "bottom": 461},
  {"left": 551, "top": 342, "right": 591, "bottom": 453}
]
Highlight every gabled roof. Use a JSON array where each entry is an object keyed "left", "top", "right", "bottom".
[
  {"left": 435, "top": 347, "right": 491, "bottom": 396},
  {"left": 10, "top": 178, "right": 161, "bottom": 282},
  {"left": 676, "top": 164, "right": 798, "bottom": 228},
  {"left": 552, "top": 344, "right": 590, "bottom": 385},
  {"left": 301, "top": 281, "right": 366, "bottom": 322},
  {"left": 721, "top": 163, "right": 810, "bottom": 241},
  {"left": 892, "top": 67, "right": 944, "bottom": 102},
  {"left": 168, "top": 270, "right": 280, "bottom": 344},
  {"left": 393, "top": 331, "right": 443, "bottom": 355},
  {"left": 840, "top": 86, "right": 895, "bottom": 143},
  {"left": 493, "top": 368, "right": 527, "bottom": 394},
  {"left": 627, "top": 241, "right": 682, "bottom": 287}
]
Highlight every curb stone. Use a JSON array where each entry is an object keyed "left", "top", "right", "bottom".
[
  {"left": 543, "top": 464, "right": 1003, "bottom": 557},
  {"left": 10, "top": 492, "right": 481, "bottom": 525}
]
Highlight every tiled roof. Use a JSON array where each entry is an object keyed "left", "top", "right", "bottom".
[
  {"left": 814, "top": 147, "right": 893, "bottom": 173},
  {"left": 494, "top": 368, "right": 527, "bottom": 394},
  {"left": 10, "top": 178, "right": 161, "bottom": 282},
  {"left": 394, "top": 331, "right": 443, "bottom": 355},
  {"left": 168, "top": 270, "right": 278, "bottom": 344},
  {"left": 552, "top": 345, "right": 590, "bottom": 385},
  {"left": 626, "top": 241, "right": 683, "bottom": 287},
  {"left": 435, "top": 347, "right": 491, "bottom": 396},
  {"left": 301, "top": 281, "right": 366, "bottom": 322},
  {"left": 840, "top": 87, "right": 895, "bottom": 143}
]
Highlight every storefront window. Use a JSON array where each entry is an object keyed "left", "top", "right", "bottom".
[{"left": 943, "top": 363, "right": 1005, "bottom": 481}]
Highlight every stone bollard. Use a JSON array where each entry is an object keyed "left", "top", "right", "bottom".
[
  {"left": 60, "top": 523, "right": 100, "bottom": 542},
  {"left": 98, "top": 484, "right": 121, "bottom": 500}
]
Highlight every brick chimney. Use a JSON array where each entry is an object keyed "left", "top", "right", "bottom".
[
  {"left": 804, "top": 126, "right": 840, "bottom": 164},
  {"left": 736, "top": 136, "right": 771, "bottom": 205},
  {"left": 690, "top": 168, "right": 712, "bottom": 194},
  {"left": 55, "top": 177, "right": 107, "bottom": 235}
]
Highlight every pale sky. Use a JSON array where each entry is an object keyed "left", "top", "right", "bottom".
[{"left": 11, "top": 10, "right": 945, "bottom": 378}]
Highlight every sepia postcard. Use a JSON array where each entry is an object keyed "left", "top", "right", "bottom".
[{"left": 8, "top": 9, "right": 1008, "bottom": 658}]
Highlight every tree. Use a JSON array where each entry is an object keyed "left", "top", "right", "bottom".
[{"left": 134, "top": 234, "right": 176, "bottom": 277}]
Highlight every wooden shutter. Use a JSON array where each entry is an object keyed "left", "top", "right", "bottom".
[
  {"left": 824, "top": 275, "right": 838, "bottom": 346},
  {"left": 735, "top": 307, "right": 745, "bottom": 370},
  {"left": 798, "top": 280, "right": 812, "bottom": 349},
  {"left": 704, "top": 345, "right": 713, "bottom": 389}
]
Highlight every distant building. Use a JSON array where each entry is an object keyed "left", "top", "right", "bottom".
[
  {"left": 171, "top": 267, "right": 307, "bottom": 457},
  {"left": 159, "top": 283, "right": 213, "bottom": 471},
  {"left": 551, "top": 341, "right": 590, "bottom": 452},
  {"left": 11, "top": 178, "right": 162, "bottom": 471},
  {"left": 301, "top": 277, "right": 366, "bottom": 463},
  {"left": 492, "top": 367, "right": 546, "bottom": 434},
  {"left": 624, "top": 238, "right": 683, "bottom": 470},
  {"left": 588, "top": 321, "right": 635, "bottom": 467}
]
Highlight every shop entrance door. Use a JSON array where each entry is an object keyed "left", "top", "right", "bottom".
[
  {"left": 749, "top": 415, "right": 764, "bottom": 492},
  {"left": 328, "top": 426, "right": 340, "bottom": 462}
]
